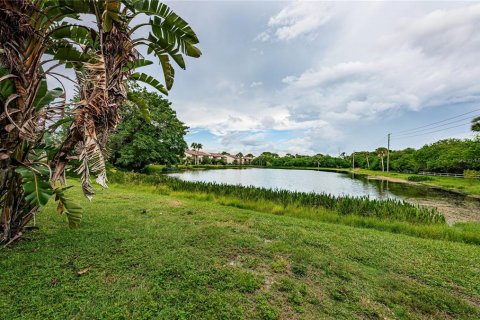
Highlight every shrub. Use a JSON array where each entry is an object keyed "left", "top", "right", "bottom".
[{"left": 463, "top": 170, "right": 479, "bottom": 185}]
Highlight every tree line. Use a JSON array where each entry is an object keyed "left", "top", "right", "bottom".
[{"left": 252, "top": 137, "right": 480, "bottom": 174}]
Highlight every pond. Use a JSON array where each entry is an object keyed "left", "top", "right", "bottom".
[{"left": 169, "top": 168, "right": 480, "bottom": 223}]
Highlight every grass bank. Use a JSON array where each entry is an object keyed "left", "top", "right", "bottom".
[
  {"left": 108, "top": 171, "right": 480, "bottom": 245},
  {"left": 1, "top": 180, "right": 480, "bottom": 319}
]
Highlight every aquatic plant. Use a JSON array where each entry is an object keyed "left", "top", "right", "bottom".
[{"left": 108, "top": 170, "right": 445, "bottom": 224}]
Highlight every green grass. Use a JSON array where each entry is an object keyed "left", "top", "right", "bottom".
[
  {"left": 1, "top": 182, "right": 480, "bottom": 319},
  {"left": 107, "top": 171, "right": 480, "bottom": 244},
  {"left": 162, "top": 177, "right": 445, "bottom": 224}
]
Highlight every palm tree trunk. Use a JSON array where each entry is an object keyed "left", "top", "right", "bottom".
[
  {"left": 381, "top": 157, "right": 384, "bottom": 172},
  {"left": 0, "top": 161, "right": 38, "bottom": 244}
]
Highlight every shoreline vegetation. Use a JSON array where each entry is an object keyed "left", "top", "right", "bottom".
[{"left": 108, "top": 170, "right": 480, "bottom": 245}]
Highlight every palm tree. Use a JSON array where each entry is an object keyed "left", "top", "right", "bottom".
[
  {"left": 236, "top": 152, "right": 244, "bottom": 165},
  {"left": 376, "top": 147, "right": 388, "bottom": 172},
  {"left": 365, "top": 152, "right": 370, "bottom": 169},
  {"left": 0, "top": 0, "right": 201, "bottom": 243},
  {"left": 190, "top": 142, "right": 202, "bottom": 164},
  {"left": 472, "top": 116, "right": 480, "bottom": 132}
]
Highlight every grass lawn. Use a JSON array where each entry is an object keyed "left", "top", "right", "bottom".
[{"left": 1, "top": 182, "right": 480, "bottom": 319}]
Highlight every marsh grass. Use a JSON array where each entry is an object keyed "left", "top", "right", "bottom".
[{"left": 108, "top": 170, "right": 480, "bottom": 244}]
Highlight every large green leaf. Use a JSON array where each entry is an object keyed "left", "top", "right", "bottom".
[
  {"left": 33, "top": 83, "right": 64, "bottom": 110},
  {"left": 49, "top": 45, "right": 92, "bottom": 64},
  {"left": 131, "top": 0, "right": 199, "bottom": 43},
  {"left": 149, "top": 16, "right": 201, "bottom": 57},
  {"left": 147, "top": 34, "right": 185, "bottom": 69},
  {"left": 50, "top": 25, "right": 98, "bottom": 48},
  {"left": 159, "top": 55, "right": 174, "bottom": 90},
  {"left": 54, "top": 187, "right": 83, "bottom": 228},
  {"left": 16, "top": 167, "right": 53, "bottom": 207},
  {"left": 102, "top": 0, "right": 121, "bottom": 32},
  {"left": 130, "top": 72, "right": 168, "bottom": 95},
  {"left": 122, "top": 59, "right": 154, "bottom": 72}
]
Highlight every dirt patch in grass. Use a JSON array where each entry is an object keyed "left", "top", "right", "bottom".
[
  {"left": 408, "top": 197, "right": 480, "bottom": 224},
  {"left": 166, "top": 199, "right": 183, "bottom": 207}
]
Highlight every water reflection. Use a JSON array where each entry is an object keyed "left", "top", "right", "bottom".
[{"left": 169, "top": 168, "right": 417, "bottom": 200}]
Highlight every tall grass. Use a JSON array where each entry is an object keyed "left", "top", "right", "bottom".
[
  {"left": 107, "top": 170, "right": 480, "bottom": 244},
  {"left": 108, "top": 170, "right": 444, "bottom": 225}
]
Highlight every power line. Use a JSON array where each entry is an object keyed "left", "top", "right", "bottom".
[
  {"left": 392, "top": 108, "right": 480, "bottom": 135},
  {"left": 392, "top": 122, "right": 471, "bottom": 140},
  {"left": 393, "top": 115, "right": 478, "bottom": 137}
]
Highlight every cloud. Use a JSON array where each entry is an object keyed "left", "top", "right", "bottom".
[
  {"left": 256, "top": 1, "right": 332, "bottom": 41},
  {"left": 250, "top": 81, "right": 263, "bottom": 88},
  {"left": 167, "top": 2, "right": 480, "bottom": 154},
  {"left": 281, "top": 4, "right": 480, "bottom": 122},
  {"left": 389, "top": 4, "right": 480, "bottom": 57}
]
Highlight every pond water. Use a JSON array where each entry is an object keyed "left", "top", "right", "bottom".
[{"left": 169, "top": 168, "right": 480, "bottom": 223}]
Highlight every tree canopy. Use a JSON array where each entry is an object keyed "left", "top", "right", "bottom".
[{"left": 108, "top": 87, "right": 188, "bottom": 170}]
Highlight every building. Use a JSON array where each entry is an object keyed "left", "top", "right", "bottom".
[
  {"left": 184, "top": 150, "right": 254, "bottom": 165},
  {"left": 185, "top": 150, "right": 212, "bottom": 165},
  {"left": 240, "top": 156, "right": 253, "bottom": 165}
]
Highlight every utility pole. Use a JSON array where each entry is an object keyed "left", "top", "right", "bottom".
[
  {"left": 387, "top": 133, "right": 391, "bottom": 173},
  {"left": 352, "top": 152, "right": 355, "bottom": 171}
]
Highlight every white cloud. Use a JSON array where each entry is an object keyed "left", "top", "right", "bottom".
[
  {"left": 281, "top": 4, "right": 480, "bottom": 122},
  {"left": 256, "top": 1, "right": 332, "bottom": 41},
  {"left": 254, "top": 31, "right": 270, "bottom": 42},
  {"left": 168, "top": 2, "right": 480, "bottom": 154}
]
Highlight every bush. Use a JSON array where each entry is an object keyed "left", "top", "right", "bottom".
[
  {"left": 144, "top": 165, "right": 167, "bottom": 174},
  {"left": 463, "top": 170, "right": 478, "bottom": 185},
  {"left": 407, "top": 175, "right": 433, "bottom": 182}
]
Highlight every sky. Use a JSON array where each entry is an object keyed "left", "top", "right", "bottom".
[
  {"left": 147, "top": 1, "right": 479, "bottom": 156},
  {"left": 53, "top": 1, "right": 480, "bottom": 156}
]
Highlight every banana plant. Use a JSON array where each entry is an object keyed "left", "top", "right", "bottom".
[
  {"left": 0, "top": 0, "right": 200, "bottom": 244},
  {"left": 50, "top": 0, "right": 201, "bottom": 200},
  {"left": 0, "top": 0, "right": 93, "bottom": 243}
]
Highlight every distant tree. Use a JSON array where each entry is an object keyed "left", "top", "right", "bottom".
[
  {"left": 191, "top": 142, "right": 203, "bottom": 151},
  {"left": 472, "top": 116, "right": 480, "bottom": 132},
  {"left": 190, "top": 142, "right": 203, "bottom": 165},
  {"left": 246, "top": 153, "right": 254, "bottom": 157},
  {"left": 376, "top": 147, "right": 388, "bottom": 172},
  {"left": 236, "top": 152, "right": 244, "bottom": 157},
  {"left": 108, "top": 88, "right": 188, "bottom": 171},
  {"left": 364, "top": 152, "right": 370, "bottom": 169}
]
